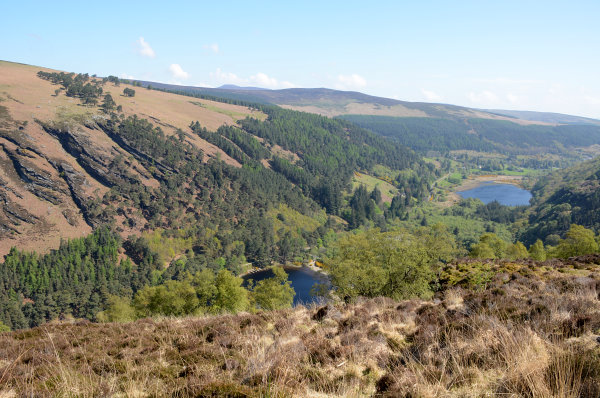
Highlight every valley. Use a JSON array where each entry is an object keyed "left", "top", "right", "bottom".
[{"left": 1, "top": 60, "right": 599, "bottom": 397}]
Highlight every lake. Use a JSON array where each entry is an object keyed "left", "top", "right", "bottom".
[
  {"left": 243, "top": 266, "right": 328, "bottom": 306},
  {"left": 457, "top": 182, "right": 532, "bottom": 206}
]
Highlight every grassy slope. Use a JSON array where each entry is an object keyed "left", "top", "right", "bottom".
[
  {"left": 0, "top": 61, "right": 264, "bottom": 256},
  {"left": 352, "top": 172, "right": 398, "bottom": 203},
  {"left": 1, "top": 256, "right": 599, "bottom": 397}
]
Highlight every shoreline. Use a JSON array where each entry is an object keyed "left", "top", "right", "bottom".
[
  {"left": 454, "top": 175, "right": 525, "bottom": 192},
  {"left": 441, "top": 175, "right": 527, "bottom": 205},
  {"left": 240, "top": 262, "right": 328, "bottom": 279}
]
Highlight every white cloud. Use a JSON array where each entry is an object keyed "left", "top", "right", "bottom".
[
  {"left": 468, "top": 90, "right": 499, "bottom": 104},
  {"left": 136, "top": 37, "right": 155, "bottom": 58},
  {"left": 212, "top": 68, "right": 244, "bottom": 85},
  {"left": 210, "top": 68, "right": 295, "bottom": 89},
  {"left": 203, "top": 43, "right": 219, "bottom": 53},
  {"left": 472, "top": 77, "right": 541, "bottom": 85},
  {"left": 120, "top": 73, "right": 135, "bottom": 80},
  {"left": 506, "top": 93, "right": 519, "bottom": 104},
  {"left": 421, "top": 89, "right": 442, "bottom": 102},
  {"left": 584, "top": 95, "right": 600, "bottom": 106},
  {"left": 336, "top": 74, "right": 367, "bottom": 90},
  {"left": 250, "top": 73, "right": 296, "bottom": 89},
  {"left": 169, "top": 64, "right": 189, "bottom": 80},
  {"left": 250, "top": 72, "right": 277, "bottom": 88}
]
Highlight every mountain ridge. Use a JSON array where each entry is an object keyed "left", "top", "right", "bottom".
[{"left": 141, "top": 80, "right": 600, "bottom": 125}]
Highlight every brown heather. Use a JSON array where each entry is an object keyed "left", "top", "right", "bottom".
[{"left": 1, "top": 257, "right": 599, "bottom": 397}]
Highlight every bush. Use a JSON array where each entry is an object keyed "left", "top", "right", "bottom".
[
  {"left": 250, "top": 267, "right": 295, "bottom": 310},
  {"left": 327, "top": 226, "right": 458, "bottom": 300}
]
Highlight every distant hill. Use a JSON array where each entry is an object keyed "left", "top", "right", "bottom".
[
  {"left": 137, "top": 81, "right": 600, "bottom": 129},
  {"left": 339, "top": 114, "right": 600, "bottom": 156},
  {"left": 217, "top": 84, "right": 271, "bottom": 91},
  {"left": 139, "top": 81, "right": 555, "bottom": 122},
  {"left": 486, "top": 109, "right": 600, "bottom": 126}
]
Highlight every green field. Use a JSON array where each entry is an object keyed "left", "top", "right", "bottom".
[{"left": 352, "top": 172, "right": 398, "bottom": 201}]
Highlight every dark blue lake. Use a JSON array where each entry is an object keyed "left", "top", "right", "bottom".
[
  {"left": 243, "top": 266, "right": 328, "bottom": 306},
  {"left": 458, "top": 182, "right": 532, "bottom": 206}
]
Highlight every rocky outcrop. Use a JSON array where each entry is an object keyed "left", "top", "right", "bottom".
[
  {"left": 1, "top": 144, "right": 65, "bottom": 205},
  {"left": 39, "top": 122, "right": 116, "bottom": 188},
  {"left": 40, "top": 121, "right": 142, "bottom": 189},
  {"left": 50, "top": 160, "right": 93, "bottom": 227},
  {"left": 0, "top": 176, "right": 37, "bottom": 236}
]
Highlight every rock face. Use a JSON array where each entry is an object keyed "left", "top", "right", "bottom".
[
  {"left": 0, "top": 75, "right": 179, "bottom": 254},
  {"left": 0, "top": 104, "right": 95, "bottom": 252},
  {"left": 0, "top": 61, "right": 270, "bottom": 256},
  {"left": 0, "top": 176, "right": 38, "bottom": 234}
]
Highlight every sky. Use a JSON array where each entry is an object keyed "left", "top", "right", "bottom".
[{"left": 2, "top": 1, "right": 599, "bottom": 118}]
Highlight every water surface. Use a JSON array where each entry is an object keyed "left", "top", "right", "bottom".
[
  {"left": 458, "top": 182, "right": 531, "bottom": 206},
  {"left": 243, "top": 266, "right": 328, "bottom": 306}
]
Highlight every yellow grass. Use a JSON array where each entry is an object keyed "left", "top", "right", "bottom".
[{"left": 0, "top": 61, "right": 269, "bottom": 255}]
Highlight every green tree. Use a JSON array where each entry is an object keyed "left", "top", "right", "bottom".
[
  {"left": 470, "top": 233, "right": 508, "bottom": 258},
  {"left": 0, "top": 321, "right": 10, "bottom": 332},
  {"left": 554, "top": 224, "right": 599, "bottom": 258},
  {"left": 529, "top": 239, "right": 547, "bottom": 261},
  {"left": 133, "top": 280, "right": 199, "bottom": 317},
  {"left": 123, "top": 87, "right": 136, "bottom": 97},
  {"left": 97, "top": 295, "right": 135, "bottom": 323},
  {"left": 212, "top": 270, "right": 248, "bottom": 313},
  {"left": 469, "top": 242, "right": 496, "bottom": 259},
  {"left": 101, "top": 93, "right": 116, "bottom": 112},
  {"left": 251, "top": 267, "right": 295, "bottom": 310},
  {"left": 506, "top": 241, "right": 529, "bottom": 260},
  {"left": 193, "top": 269, "right": 217, "bottom": 311},
  {"left": 327, "top": 228, "right": 452, "bottom": 300}
]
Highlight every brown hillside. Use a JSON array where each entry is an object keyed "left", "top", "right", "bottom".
[{"left": 0, "top": 61, "right": 265, "bottom": 256}]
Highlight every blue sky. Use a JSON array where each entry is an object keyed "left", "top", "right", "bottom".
[{"left": 2, "top": 1, "right": 599, "bottom": 118}]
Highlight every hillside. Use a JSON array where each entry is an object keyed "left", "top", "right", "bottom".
[
  {"left": 338, "top": 115, "right": 600, "bottom": 156},
  {"left": 1, "top": 256, "right": 599, "bottom": 397},
  {"left": 486, "top": 109, "right": 600, "bottom": 126},
  {"left": 138, "top": 81, "right": 573, "bottom": 124},
  {"left": 139, "top": 82, "right": 599, "bottom": 127},
  {"left": 0, "top": 61, "right": 431, "bottom": 260},
  {"left": 139, "top": 82, "right": 600, "bottom": 162},
  {"left": 0, "top": 61, "right": 266, "bottom": 255},
  {"left": 519, "top": 156, "right": 600, "bottom": 245}
]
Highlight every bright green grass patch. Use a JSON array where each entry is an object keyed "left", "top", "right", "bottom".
[
  {"left": 143, "top": 228, "right": 194, "bottom": 264},
  {"left": 352, "top": 172, "right": 398, "bottom": 201},
  {"left": 371, "top": 164, "right": 401, "bottom": 180},
  {"left": 267, "top": 204, "right": 326, "bottom": 240}
]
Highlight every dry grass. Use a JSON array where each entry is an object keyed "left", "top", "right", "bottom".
[
  {"left": 0, "top": 61, "right": 270, "bottom": 255},
  {"left": 0, "top": 257, "right": 599, "bottom": 397}
]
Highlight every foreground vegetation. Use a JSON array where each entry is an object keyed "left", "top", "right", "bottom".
[{"left": 1, "top": 256, "right": 598, "bottom": 397}]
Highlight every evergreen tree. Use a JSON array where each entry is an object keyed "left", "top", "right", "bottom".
[{"left": 101, "top": 93, "right": 116, "bottom": 112}]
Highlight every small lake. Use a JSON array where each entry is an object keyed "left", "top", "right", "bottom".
[
  {"left": 458, "top": 182, "right": 532, "bottom": 206},
  {"left": 243, "top": 266, "right": 328, "bottom": 306}
]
